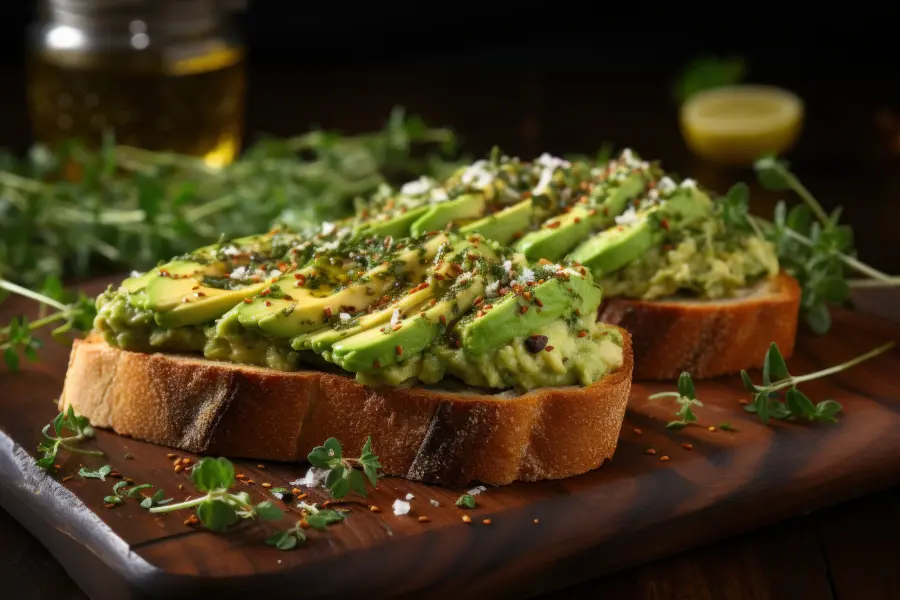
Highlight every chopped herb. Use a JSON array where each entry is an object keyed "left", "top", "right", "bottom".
[
  {"left": 35, "top": 405, "right": 104, "bottom": 470},
  {"left": 103, "top": 495, "right": 124, "bottom": 506},
  {"left": 649, "top": 372, "right": 703, "bottom": 429},
  {"left": 140, "top": 489, "right": 173, "bottom": 509},
  {"left": 79, "top": 465, "right": 112, "bottom": 481},
  {"left": 455, "top": 494, "right": 477, "bottom": 509},
  {"left": 307, "top": 437, "right": 382, "bottom": 499},
  {"left": 718, "top": 422, "right": 738, "bottom": 432}
]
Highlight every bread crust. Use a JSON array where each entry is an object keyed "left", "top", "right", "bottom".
[
  {"left": 59, "top": 331, "right": 633, "bottom": 487},
  {"left": 597, "top": 272, "right": 801, "bottom": 380}
]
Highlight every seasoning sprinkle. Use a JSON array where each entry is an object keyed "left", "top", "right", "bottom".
[
  {"left": 370, "top": 505, "right": 382, "bottom": 513},
  {"left": 633, "top": 428, "right": 642, "bottom": 435},
  {"left": 645, "top": 448, "right": 657, "bottom": 455},
  {"left": 462, "top": 515, "right": 472, "bottom": 524},
  {"left": 682, "top": 443, "right": 693, "bottom": 451},
  {"left": 660, "top": 455, "right": 670, "bottom": 462},
  {"left": 417, "top": 516, "right": 430, "bottom": 523},
  {"left": 482, "top": 518, "right": 492, "bottom": 526}
]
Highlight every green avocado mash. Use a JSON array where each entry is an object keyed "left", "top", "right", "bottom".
[{"left": 598, "top": 215, "right": 779, "bottom": 300}]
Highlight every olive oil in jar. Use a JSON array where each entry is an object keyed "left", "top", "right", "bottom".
[{"left": 27, "top": 0, "right": 247, "bottom": 167}]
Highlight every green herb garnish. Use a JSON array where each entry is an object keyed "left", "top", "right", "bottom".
[
  {"left": 148, "top": 457, "right": 283, "bottom": 532},
  {"left": 726, "top": 156, "right": 900, "bottom": 334},
  {"left": 649, "top": 372, "right": 704, "bottom": 429},
  {"left": 717, "top": 422, "right": 738, "bottom": 432},
  {"left": 0, "top": 278, "right": 96, "bottom": 370},
  {"left": 265, "top": 523, "right": 306, "bottom": 551},
  {"left": 307, "top": 437, "right": 382, "bottom": 499},
  {"left": 741, "top": 341, "right": 894, "bottom": 423},
  {"left": 36, "top": 406, "right": 104, "bottom": 470},
  {"left": 455, "top": 494, "right": 477, "bottom": 509},
  {"left": 265, "top": 502, "right": 347, "bottom": 551},
  {"left": 79, "top": 464, "right": 112, "bottom": 481}
]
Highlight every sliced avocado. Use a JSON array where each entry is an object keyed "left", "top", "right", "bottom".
[
  {"left": 331, "top": 275, "right": 486, "bottom": 372},
  {"left": 459, "top": 199, "right": 535, "bottom": 245},
  {"left": 516, "top": 172, "right": 647, "bottom": 261},
  {"left": 359, "top": 205, "right": 430, "bottom": 239},
  {"left": 568, "top": 188, "right": 712, "bottom": 277},
  {"left": 409, "top": 194, "right": 486, "bottom": 237},
  {"left": 292, "top": 283, "right": 434, "bottom": 352},
  {"left": 459, "top": 268, "right": 602, "bottom": 356},
  {"left": 239, "top": 235, "right": 448, "bottom": 339}
]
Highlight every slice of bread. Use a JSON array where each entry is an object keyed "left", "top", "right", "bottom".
[
  {"left": 59, "top": 330, "right": 633, "bottom": 487},
  {"left": 597, "top": 272, "right": 801, "bottom": 380}
]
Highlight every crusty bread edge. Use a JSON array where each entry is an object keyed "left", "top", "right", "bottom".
[
  {"left": 597, "top": 272, "right": 801, "bottom": 380},
  {"left": 59, "top": 330, "right": 633, "bottom": 487}
]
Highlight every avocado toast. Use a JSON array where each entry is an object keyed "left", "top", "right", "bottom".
[
  {"left": 334, "top": 149, "right": 800, "bottom": 379},
  {"left": 61, "top": 229, "right": 633, "bottom": 486}
]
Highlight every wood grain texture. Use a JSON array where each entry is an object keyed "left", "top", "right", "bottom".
[{"left": 2, "top": 281, "right": 900, "bottom": 600}]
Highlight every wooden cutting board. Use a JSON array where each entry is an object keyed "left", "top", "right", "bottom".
[{"left": 2, "top": 282, "right": 900, "bottom": 600}]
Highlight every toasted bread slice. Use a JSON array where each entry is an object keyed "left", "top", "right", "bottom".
[
  {"left": 597, "top": 272, "right": 800, "bottom": 380},
  {"left": 59, "top": 331, "right": 633, "bottom": 487}
]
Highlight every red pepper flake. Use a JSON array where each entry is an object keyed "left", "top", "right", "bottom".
[
  {"left": 577, "top": 330, "right": 588, "bottom": 338},
  {"left": 369, "top": 505, "right": 382, "bottom": 513},
  {"left": 538, "top": 258, "right": 552, "bottom": 266},
  {"left": 483, "top": 303, "right": 493, "bottom": 310},
  {"left": 61, "top": 475, "right": 73, "bottom": 482},
  {"left": 473, "top": 296, "right": 484, "bottom": 306},
  {"left": 482, "top": 518, "right": 492, "bottom": 526},
  {"left": 265, "top": 301, "right": 272, "bottom": 307},
  {"left": 544, "top": 345, "right": 554, "bottom": 352},
  {"left": 392, "top": 323, "right": 402, "bottom": 331},
  {"left": 324, "top": 307, "right": 333, "bottom": 318},
  {"left": 243, "top": 298, "right": 253, "bottom": 304},
  {"left": 660, "top": 455, "right": 670, "bottom": 462},
  {"left": 633, "top": 428, "right": 642, "bottom": 435},
  {"left": 523, "top": 291, "right": 532, "bottom": 301},
  {"left": 661, "top": 218, "right": 670, "bottom": 231},
  {"left": 158, "top": 269, "right": 170, "bottom": 277},
  {"left": 535, "top": 298, "right": 544, "bottom": 307},
  {"left": 396, "top": 345, "right": 403, "bottom": 356},
  {"left": 417, "top": 516, "right": 430, "bottom": 523},
  {"left": 283, "top": 295, "right": 293, "bottom": 301},
  {"left": 546, "top": 221, "right": 561, "bottom": 229},
  {"left": 738, "top": 398, "right": 749, "bottom": 405},
  {"left": 645, "top": 448, "right": 657, "bottom": 455},
  {"left": 681, "top": 443, "right": 693, "bottom": 451},
  {"left": 587, "top": 208, "right": 597, "bottom": 217},
  {"left": 373, "top": 359, "right": 381, "bottom": 369},
  {"left": 181, "top": 297, "right": 190, "bottom": 303},
  {"left": 195, "top": 291, "right": 206, "bottom": 298},
  {"left": 191, "top": 285, "right": 200, "bottom": 290},
  {"left": 477, "top": 310, "right": 485, "bottom": 318},
  {"left": 520, "top": 305, "right": 528, "bottom": 315},
  {"left": 439, "top": 315, "right": 447, "bottom": 325},
  {"left": 574, "top": 217, "right": 581, "bottom": 224},
  {"left": 454, "top": 339, "right": 461, "bottom": 348},
  {"left": 260, "top": 288, "right": 272, "bottom": 297}
]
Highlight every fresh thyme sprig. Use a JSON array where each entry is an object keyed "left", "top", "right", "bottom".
[
  {"left": 307, "top": 437, "right": 382, "bottom": 499},
  {"left": 148, "top": 457, "right": 283, "bottom": 532},
  {"left": 36, "top": 405, "right": 104, "bottom": 470},
  {"left": 0, "top": 107, "right": 463, "bottom": 289},
  {"left": 744, "top": 156, "right": 898, "bottom": 334},
  {"left": 741, "top": 341, "right": 895, "bottom": 423},
  {"left": 0, "top": 277, "right": 96, "bottom": 370},
  {"left": 649, "top": 372, "right": 704, "bottom": 429},
  {"left": 654, "top": 342, "right": 895, "bottom": 427}
]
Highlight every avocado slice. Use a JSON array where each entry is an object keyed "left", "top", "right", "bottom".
[
  {"left": 459, "top": 199, "right": 536, "bottom": 245},
  {"left": 515, "top": 172, "right": 648, "bottom": 262},
  {"left": 292, "top": 283, "right": 434, "bottom": 352},
  {"left": 331, "top": 274, "right": 486, "bottom": 372},
  {"left": 458, "top": 267, "right": 602, "bottom": 356},
  {"left": 141, "top": 260, "right": 271, "bottom": 328},
  {"left": 409, "top": 194, "right": 487, "bottom": 237},
  {"left": 568, "top": 187, "right": 713, "bottom": 277},
  {"left": 358, "top": 205, "right": 430, "bottom": 239},
  {"left": 237, "top": 234, "right": 449, "bottom": 339}
]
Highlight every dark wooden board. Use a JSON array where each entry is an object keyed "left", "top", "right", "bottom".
[{"left": 2, "top": 281, "right": 900, "bottom": 600}]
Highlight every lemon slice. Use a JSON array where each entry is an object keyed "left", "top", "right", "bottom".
[{"left": 679, "top": 85, "right": 804, "bottom": 165}]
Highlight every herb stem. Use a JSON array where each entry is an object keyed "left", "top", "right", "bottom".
[
  {"left": 0, "top": 170, "right": 48, "bottom": 194},
  {"left": 847, "top": 277, "right": 900, "bottom": 288},
  {"left": 58, "top": 443, "right": 104, "bottom": 457},
  {"left": 767, "top": 342, "right": 895, "bottom": 393},
  {"left": 0, "top": 279, "right": 69, "bottom": 312},
  {"left": 749, "top": 216, "right": 897, "bottom": 283},
  {"left": 0, "top": 311, "right": 67, "bottom": 338},
  {"left": 149, "top": 495, "right": 208, "bottom": 513},
  {"left": 771, "top": 163, "right": 830, "bottom": 225},
  {"left": 648, "top": 391, "right": 682, "bottom": 400},
  {"left": 184, "top": 194, "right": 238, "bottom": 223}
]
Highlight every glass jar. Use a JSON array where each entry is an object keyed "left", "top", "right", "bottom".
[{"left": 27, "top": 0, "right": 247, "bottom": 167}]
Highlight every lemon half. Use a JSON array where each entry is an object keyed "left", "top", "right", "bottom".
[{"left": 679, "top": 85, "right": 804, "bottom": 165}]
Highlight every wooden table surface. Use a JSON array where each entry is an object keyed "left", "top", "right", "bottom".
[{"left": 2, "top": 53, "right": 900, "bottom": 599}]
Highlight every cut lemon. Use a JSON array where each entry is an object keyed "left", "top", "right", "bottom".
[{"left": 679, "top": 85, "right": 804, "bottom": 165}]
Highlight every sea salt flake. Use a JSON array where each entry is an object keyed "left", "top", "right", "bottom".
[
  {"left": 467, "top": 485, "right": 487, "bottom": 496},
  {"left": 615, "top": 206, "right": 639, "bottom": 226},
  {"left": 339, "top": 312, "right": 351, "bottom": 322},
  {"left": 405, "top": 493, "right": 415, "bottom": 501},
  {"left": 390, "top": 309, "right": 401, "bottom": 326},
  {"left": 392, "top": 499, "right": 411, "bottom": 516},
  {"left": 290, "top": 467, "right": 328, "bottom": 489}
]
